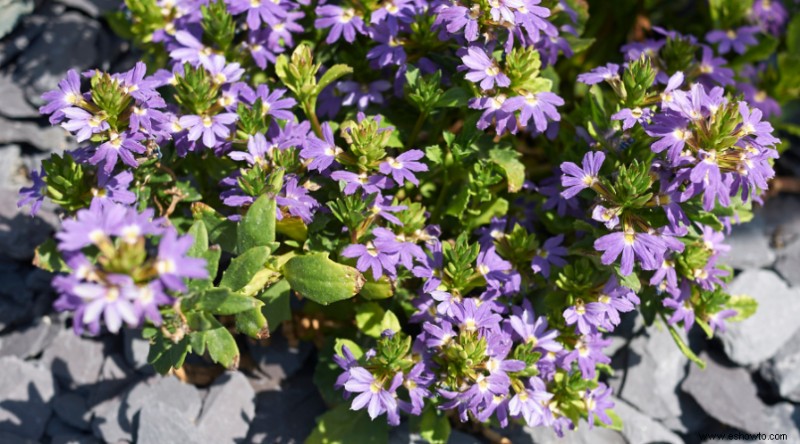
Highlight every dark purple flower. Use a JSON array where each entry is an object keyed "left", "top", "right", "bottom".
[
  {"left": 531, "top": 234, "right": 567, "bottom": 278},
  {"left": 706, "top": 26, "right": 760, "bottom": 54},
  {"left": 577, "top": 63, "right": 620, "bottom": 85},
  {"left": 507, "top": 300, "right": 562, "bottom": 353},
  {"left": 338, "top": 80, "right": 391, "bottom": 110},
  {"left": 367, "top": 23, "right": 407, "bottom": 68},
  {"left": 227, "top": 0, "right": 287, "bottom": 29},
  {"left": 17, "top": 167, "right": 46, "bottom": 216},
  {"left": 752, "top": 0, "right": 788, "bottom": 36},
  {"left": 503, "top": 92, "right": 564, "bottom": 133},
  {"left": 330, "top": 171, "right": 394, "bottom": 195},
  {"left": 242, "top": 84, "right": 297, "bottom": 121},
  {"left": 179, "top": 113, "right": 238, "bottom": 148},
  {"left": 61, "top": 107, "right": 109, "bottom": 142},
  {"left": 562, "top": 333, "right": 611, "bottom": 379},
  {"left": 276, "top": 177, "right": 319, "bottom": 224},
  {"left": 560, "top": 151, "right": 605, "bottom": 199},
  {"left": 89, "top": 131, "right": 146, "bottom": 175},
  {"left": 471, "top": 95, "right": 517, "bottom": 134},
  {"left": 344, "top": 368, "right": 402, "bottom": 425},
  {"left": 435, "top": 3, "right": 479, "bottom": 42},
  {"left": 461, "top": 46, "right": 510, "bottom": 91}
]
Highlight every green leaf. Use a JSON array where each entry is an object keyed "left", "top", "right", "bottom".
[
  {"left": 417, "top": 405, "right": 450, "bottom": 444},
  {"left": 306, "top": 404, "right": 388, "bottom": 444},
  {"left": 184, "top": 287, "right": 263, "bottom": 315},
  {"left": 489, "top": 148, "right": 525, "bottom": 192},
  {"left": 33, "top": 239, "right": 69, "bottom": 273},
  {"left": 601, "top": 410, "right": 623, "bottom": 432},
  {"left": 359, "top": 275, "right": 395, "bottom": 300},
  {"left": 355, "top": 302, "right": 385, "bottom": 338},
  {"left": 435, "top": 87, "right": 469, "bottom": 108},
  {"left": 788, "top": 14, "right": 800, "bottom": 55},
  {"left": 334, "top": 338, "right": 364, "bottom": 360},
  {"left": 283, "top": 253, "right": 365, "bottom": 305},
  {"left": 219, "top": 246, "right": 272, "bottom": 292},
  {"left": 726, "top": 295, "right": 758, "bottom": 322},
  {"left": 425, "top": 145, "right": 443, "bottom": 165},
  {"left": 235, "top": 308, "right": 270, "bottom": 339},
  {"left": 380, "top": 310, "right": 401, "bottom": 335},
  {"left": 238, "top": 193, "right": 277, "bottom": 254},
  {"left": 445, "top": 185, "right": 470, "bottom": 218},
  {"left": 187, "top": 312, "right": 240, "bottom": 368},
  {"left": 193, "top": 203, "right": 237, "bottom": 253},
  {"left": 147, "top": 333, "right": 190, "bottom": 375},
  {"left": 316, "top": 64, "right": 354, "bottom": 95},
  {"left": 276, "top": 217, "right": 309, "bottom": 242},
  {"left": 731, "top": 35, "right": 779, "bottom": 68},
  {"left": 618, "top": 270, "right": 641, "bottom": 292},
  {"left": 257, "top": 279, "right": 292, "bottom": 332},
  {"left": 188, "top": 220, "right": 209, "bottom": 257},
  {"left": 663, "top": 318, "right": 706, "bottom": 369}
]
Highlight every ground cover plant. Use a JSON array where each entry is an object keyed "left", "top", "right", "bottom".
[{"left": 17, "top": 0, "right": 800, "bottom": 441}]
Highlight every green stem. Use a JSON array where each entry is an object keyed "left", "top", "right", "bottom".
[
  {"left": 303, "top": 100, "right": 323, "bottom": 138},
  {"left": 407, "top": 111, "right": 428, "bottom": 148}
]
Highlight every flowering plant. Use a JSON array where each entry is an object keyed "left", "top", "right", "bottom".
[{"left": 18, "top": 0, "right": 800, "bottom": 440}]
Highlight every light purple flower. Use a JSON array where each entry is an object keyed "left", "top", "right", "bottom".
[
  {"left": 315, "top": 5, "right": 365, "bottom": 44},
  {"left": 594, "top": 229, "right": 667, "bottom": 275},
  {"left": 344, "top": 368, "right": 403, "bottom": 425},
  {"left": 276, "top": 177, "right": 319, "bottom": 224},
  {"left": 61, "top": 107, "right": 109, "bottom": 142},
  {"left": 379, "top": 150, "right": 428, "bottom": 186},
  {"left": 89, "top": 131, "right": 146, "bottom": 175},
  {"left": 40, "top": 69, "right": 83, "bottom": 124},
  {"left": 227, "top": 0, "right": 287, "bottom": 29},
  {"left": 503, "top": 92, "right": 564, "bottom": 133},
  {"left": 706, "top": 26, "right": 760, "bottom": 54},
  {"left": 461, "top": 46, "right": 510, "bottom": 91},
  {"left": 531, "top": 234, "right": 567, "bottom": 278},
  {"left": 178, "top": 113, "right": 238, "bottom": 148},
  {"left": 156, "top": 227, "right": 209, "bottom": 292},
  {"left": 560, "top": 151, "right": 605, "bottom": 199},
  {"left": 342, "top": 241, "right": 399, "bottom": 280},
  {"left": 577, "top": 63, "right": 620, "bottom": 85},
  {"left": 300, "top": 122, "right": 341, "bottom": 172}
]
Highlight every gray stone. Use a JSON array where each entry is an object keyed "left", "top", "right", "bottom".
[
  {"left": 761, "top": 327, "right": 800, "bottom": 402},
  {"left": 0, "top": 116, "right": 71, "bottom": 152},
  {"left": 0, "top": 77, "right": 37, "bottom": 119},
  {"left": 197, "top": 372, "right": 256, "bottom": 444},
  {"left": 55, "top": 0, "right": 120, "bottom": 18},
  {"left": 136, "top": 402, "right": 201, "bottom": 444},
  {"left": 612, "top": 397, "right": 682, "bottom": 444},
  {"left": 41, "top": 330, "right": 105, "bottom": 388},
  {"left": 0, "top": 268, "right": 33, "bottom": 305},
  {"left": 763, "top": 195, "right": 800, "bottom": 249},
  {"left": 89, "top": 397, "right": 127, "bottom": 443},
  {"left": 248, "top": 332, "right": 313, "bottom": 383},
  {"left": 0, "top": 315, "right": 60, "bottom": 359},
  {"left": 0, "top": 145, "right": 25, "bottom": 189},
  {"left": 609, "top": 325, "right": 687, "bottom": 421},
  {"left": 87, "top": 355, "right": 140, "bottom": 442},
  {"left": 0, "top": 299, "right": 33, "bottom": 332},
  {"left": 0, "top": 431, "right": 37, "bottom": 444},
  {"left": 46, "top": 415, "right": 83, "bottom": 438},
  {"left": 776, "top": 239, "right": 800, "bottom": 287},
  {"left": 0, "top": 187, "right": 60, "bottom": 261},
  {"left": 507, "top": 423, "right": 625, "bottom": 444},
  {"left": 54, "top": 393, "right": 91, "bottom": 430},
  {"left": 0, "top": 6, "right": 53, "bottom": 66},
  {"left": 123, "top": 328, "right": 154, "bottom": 374},
  {"left": 682, "top": 351, "right": 800, "bottom": 441},
  {"left": 123, "top": 375, "right": 203, "bottom": 426},
  {"left": 0, "top": 0, "right": 33, "bottom": 39},
  {"left": 51, "top": 434, "right": 101, "bottom": 444},
  {"left": 13, "top": 12, "right": 99, "bottom": 107},
  {"left": 719, "top": 269, "right": 800, "bottom": 366},
  {"left": 0, "top": 356, "right": 56, "bottom": 440},
  {"left": 719, "top": 214, "right": 775, "bottom": 270}
]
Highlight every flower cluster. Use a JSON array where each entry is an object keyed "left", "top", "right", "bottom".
[{"left": 17, "top": 0, "right": 795, "bottom": 441}]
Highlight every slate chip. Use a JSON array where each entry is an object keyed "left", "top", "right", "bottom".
[
  {"left": 197, "top": 371, "right": 256, "bottom": 443},
  {"left": 0, "top": 356, "right": 56, "bottom": 440}
]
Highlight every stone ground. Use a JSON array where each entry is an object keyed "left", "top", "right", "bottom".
[{"left": 1, "top": 1, "right": 800, "bottom": 443}]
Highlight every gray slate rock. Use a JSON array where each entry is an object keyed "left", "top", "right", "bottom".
[
  {"left": 0, "top": 77, "right": 38, "bottom": 118},
  {"left": 682, "top": 351, "right": 800, "bottom": 441},
  {"left": 0, "top": 5, "right": 52, "bottom": 66},
  {"left": 41, "top": 330, "right": 105, "bottom": 388},
  {"left": 0, "top": 116, "right": 71, "bottom": 152},
  {"left": 123, "top": 329, "right": 154, "bottom": 374},
  {"left": 197, "top": 372, "right": 256, "bottom": 443},
  {"left": 55, "top": 0, "right": 120, "bottom": 17},
  {"left": 776, "top": 239, "right": 800, "bottom": 287},
  {"left": 248, "top": 332, "right": 313, "bottom": 382},
  {"left": 0, "top": 145, "right": 24, "bottom": 189},
  {"left": 612, "top": 397, "right": 682, "bottom": 444},
  {"left": 760, "top": 327, "right": 800, "bottom": 402},
  {"left": 720, "top": 214, "right": 775, "bottom": 270},
  {"left": 763, "top": 195, "right": 800, "bottom": 249},
  {"left": 46, "top": 416, "right": 84, "bottom": 438},
  {"left": 0, "top": 187, "right": 59, "bottom": 261},
  {"left": 609, "top": 326, "right": 687, "bottom": 421},
  {"left": 0, "top": 0, "right": 34, "bottom": 39},
  {"left": 13, "top": 12, "right": 100, "bottom": 106},
  {"left": 136, "top": 401, "right": 201, "bottom": 444},
  {"left": 508, "top": 423, "right": 625, "bottom": 444},
  {"left": 0, "top": 356, "right": 56, "bottom": 440},
  {"left": 0, "top": 431, "right": 37, "bottom": 444},
  {"left": 0, "top": 315, "right": 60, "bottom": 359},
  {"left": 54, "top": 393, "right": 91, "bottom": 430},
  {"left": 719, "top": 269, "right": 800, "bottom": 366},
  {"left": 51, "top": 434, "right": 101, "bottom": 444}
]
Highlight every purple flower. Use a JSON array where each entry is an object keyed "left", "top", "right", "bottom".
[
  {"left": 591, "top": 205, "right": 620, "bottom": 230},
  {"left": 73, "top": 274, "right": 139, "bottom": 334},
  {"left": 330, "top": 171, "right": 394, "bottom": 195},
  {"left": 342, "top": 241, "right": 399, "bottom": 280},
  {"left": 241, "top": 84, "right": 297, "bottom": 121},
  {"left": 333, "top": 345, "right": 360, "bottom": 391},
  {"left": 612, "top": 107, "right": 651, "bottom": 130},
  {"left": 563, "top": 299, "right": 604, "bottom": 334},
  {"left": 595, "top": 277, "right": 639, "bottom": 328},
  {"left": 697, "top": 46, "right": 734, "bottom": 87},
  {"left": 707, "top": 309, "right": 737, "bottom": 333},
  {"left": 18, "top": 167, "right": 46, "bottom": 216},
  {"left": 399, "top": 362, "right": 432, "bottom": 415},
  {"left": 156, "top": 227, "right": 209, "bottom": 292},
  {"left": 229, "top": 133, "right": 270, "bottom": 166},
  {"left": 169, "top": 31, "right": 213, "bottom": 66},
  {"left": 594, "top": 229, "right": 667, "bottom": 276},
  {"left": 738, "top": 101, "right": 780, "bottom": 147},
  {"left": 128, "top": 280, "right": 172, "bottom": 326},
  {"left": 178, "top": 113, "right": 238, "bottom": 148},
  {"left": 61, "top": 107, "right": 109, "bottom": 142},
  {"left": 435, "top": 3, "right": 479, "bottom": 42},
  {"left": 367, "top": 23, "right": 407, "bottom": 68},
  {"left": 379, "top": 150, "right": 428, "bottom": 185},
  {"left": 338, "top": 80, "right": 391, "bottom": 110},
  {"left": 584, "top": 383, "right": 614, "bottom": 427},
  {"left": 276, "top": 177, "right": 319, "bottom": 224},
  {"left": 507, "top": 300, "right": 562, "bottom": 353},
  {"left": 706, "top": 26, "right": 760, "bottom": 54},
  {"left": 503, "top": 92, "right": 564, "bottom": 133},
  {"left": 452, "top": 298, "right": 502, "bottom": 333},
  {"left": 40, "top": 69, "right": 83, "bottom": 124},
  {"left": 471, "top": 95, "right": 518, "bottom": 135},
  {"left": 560, "top": 151, "right": 605, "bottom": 199},
  {"left": 300, "top": 122, "right": 341, "bottom": 172},
  {"left": 646, "top": 111, "right": 691, "bottom": 163},
  {"left": 663, "top": 281, "right": 695, "bottom": 331},
  {"left": 227, "top": 0, "right": 287, "bottom": 30},
  {"left": 562, "top": 333, "right": 611, "bottom": 379},
  {"left": 461, "top": 46, "right": 510, "bottom": 91},
  {"left": 509, "top": 377, "right": 553, "bottom": 427},
  {"left": 577, "top": 63, "right": 620, "bottom": 85},
  {"left": 531, "top": 234, "right": 567, "bottom": 278},
  {"left": 315, "top": 5, "right": 365, "bottom": 44},
  {"left": 202, "top": 55, "right": 244, "bottom": 85},
  {"left": 57, "top": 199, "right": 127, "bottom": 252},
  {"left": 752, "top": 0, "right": 788, "bottom": 36},
  {"left": 344, "top": 368, "right": 402, "bottom": 425},
  {"left": 89, "top": 131, "right": 146, "bottom": 175},
  {"left": 737, "top": 82, "right": 781, "bottom": 118},
  {"left": 514, "top": 0, "right": 555, "bottom": 44}
]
